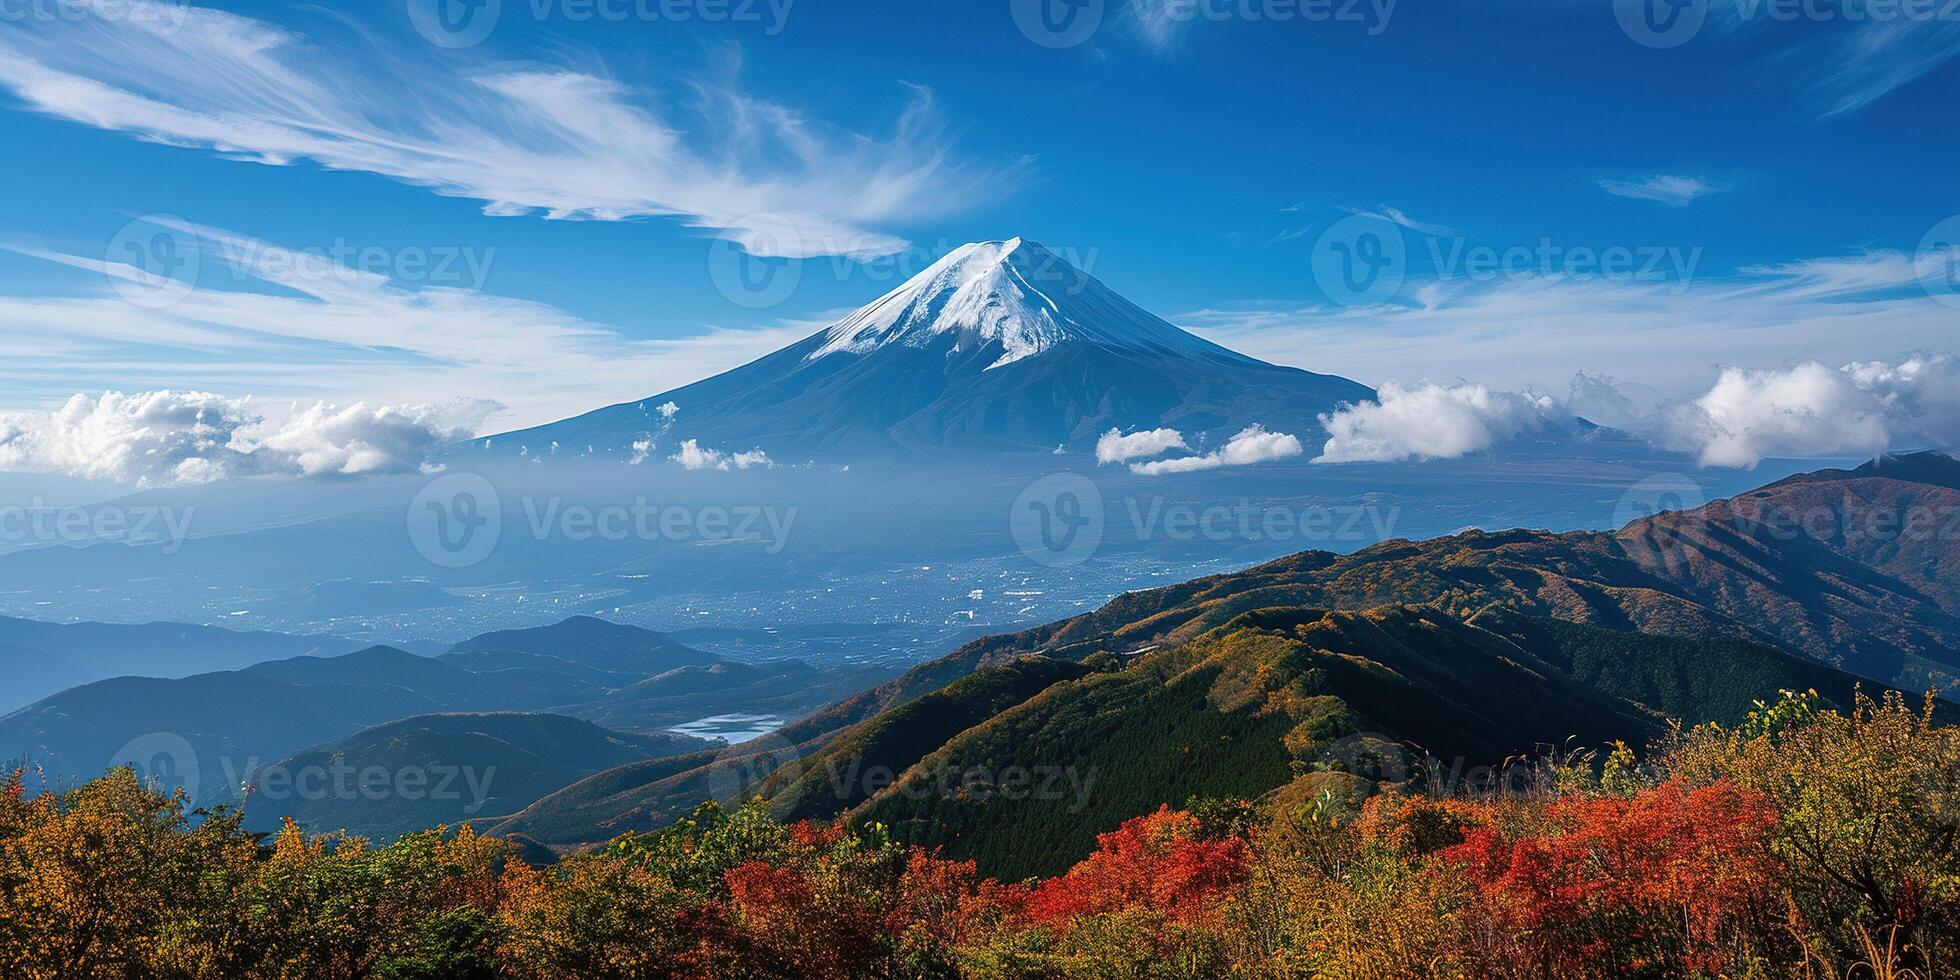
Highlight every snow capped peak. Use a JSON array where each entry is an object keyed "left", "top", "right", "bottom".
[{"left": 806, "top": 238, "right": 1248, "bottom": 370}]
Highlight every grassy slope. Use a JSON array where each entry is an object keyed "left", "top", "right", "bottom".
[{"left": 850, "top": 606, "right": 1665, "bottom": 879}]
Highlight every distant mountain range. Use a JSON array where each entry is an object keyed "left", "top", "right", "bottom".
[
  {"left": 0, "top": 616, "right": 890, "bottom": 839},
  {"left": 0, "top": 616, "right": 359, "bottom": 713},
  {"left": 474, "top": 239, "right": 1373, "bottom": 460},
  {"left": 490, "top": 454, "right": 1960, "bottom": 874}
]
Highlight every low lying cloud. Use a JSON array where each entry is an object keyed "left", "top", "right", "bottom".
[
  {"left": 1128, "top": 425, "right": 1304, "bottom": 475},
  {"left": 0, "top": 391, "right": 501, "bottom": 487},
  {"left": 1315, "top": 383, "right": 1562, "bottom": 463},
  {"left": 624, "top": 402, "right": 683, "bottom": 466},
  {"left": 1096, "top": 427, "right": 1188, "bottom": 464},
  {"left": 1661, "top": 355, "right": 1960, "bottom": 468},
  {"left": 1306, "top": 354, "right": 1960, "bottom": 469},
  {"left": 671, "top": 439, "right": 774, "bottom": 471}
]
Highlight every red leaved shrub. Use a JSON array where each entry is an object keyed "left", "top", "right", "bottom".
[
  {"left": 1442, "top": 779, "right": 1781, "bottom": 973},
  {"left": 1028, "top": 805, "right": 1252, "bottom": 929}
]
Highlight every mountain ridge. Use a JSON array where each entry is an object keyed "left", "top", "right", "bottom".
[{"left": 487, "top": 455, "right": 1960, "bottom": 859}]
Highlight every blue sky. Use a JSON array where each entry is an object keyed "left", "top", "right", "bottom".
[{"left": 0, "top": 0, "right": 1956, "bottom": 431}]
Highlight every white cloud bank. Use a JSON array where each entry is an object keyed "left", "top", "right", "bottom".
[
  {"left": 1305, "top": 355, "right": 1960, "bottom": 469},
  {"left": 1315, "top": 383, "right": 1562, "bottom": 463},
  {"left": 1128, "top": 425, "right": 1304, "bottom": 475},
  {"left": 670, "top": 439, "right": 773, "bottom": 471},
  {"left": 0, "top": 6, "right": 1018, "bottom": 258},
  {"left": 1661, "top": 355, "right": 1960, "bottom": 468},
  {"left": 0, "top": 391, "right": 501, "bottom": 487},
  {"left": 1096, "top": 427, "right": 1188, "bottom": 464}
]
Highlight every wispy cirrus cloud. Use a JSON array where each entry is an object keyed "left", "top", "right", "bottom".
[
  {"left": 1339, "top": 205, "right": 1455, "bottom": 237},
  {"left": 1598, "top": 174, "right": 1728, "bottom": 206},
  {"left": 0, "top": 219, "right": 825, "bottom": 428},
  {"left": 0, "top": 5, "right": 1022, "bottom": 258},
  {"left": 1130, "top": 0, "right": 1190, "bottom": 50},
  {"left": 1180, "top": 248, "right": 1958, "bottom": 400},
  {"left": 1704, "top": 1, "right": 1960, "bottom": 117}
]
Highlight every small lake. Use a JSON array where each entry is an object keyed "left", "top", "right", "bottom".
[{"left": 667, "top": 713, "right": 786, "bottom": 745}]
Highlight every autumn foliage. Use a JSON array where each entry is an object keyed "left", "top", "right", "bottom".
[
  {"left": 3, "top": 689, "right": 1958, "bottom": 978},
  {"left": 1440, "top": 780, "right": 1782, "bottom": 973},
  {"left": 1027, "top": 806, "right": 1251, "bottom": 927}
]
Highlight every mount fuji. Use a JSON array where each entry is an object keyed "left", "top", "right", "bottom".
[{"left": 481, "top": 239, "right": 1373, "bottom": 460}]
